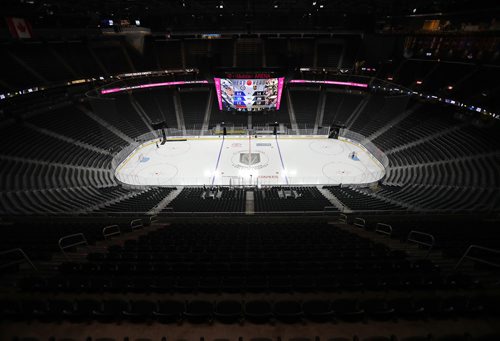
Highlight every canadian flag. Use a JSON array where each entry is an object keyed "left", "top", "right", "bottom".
[{"left": 6, "top": 17, "right": 33, "bottom": 39}]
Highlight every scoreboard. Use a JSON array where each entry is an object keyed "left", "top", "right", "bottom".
[
  {"left": 214, "top": 77, "right": 284, "bottom": 112},
  {"left": 232, "top": 79, "right": 269, "bottom": 109}
]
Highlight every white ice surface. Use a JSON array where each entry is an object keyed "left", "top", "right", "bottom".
[{"left": 115, "top": 135, "right": 385, "bottom": 186}]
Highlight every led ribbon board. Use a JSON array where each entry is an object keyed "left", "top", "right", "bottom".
[{"left": 101, "top": 80, "right": 209, "bottom": 95}]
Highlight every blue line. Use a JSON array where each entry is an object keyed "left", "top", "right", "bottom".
[
  {"left": 211, "top": 136, "right": 225, "bottom": 186},
  {"left": 275, "top": 135, "right": 289, "bottom": 185}
]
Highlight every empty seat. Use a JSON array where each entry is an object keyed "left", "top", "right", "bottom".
[
  {"left": 185, "top": 300, "right": 213, "bottom": 323},
  {"left": 362, "top": 299, "right": 394, "bottom": 320},
  {"left": 93, "top": 299, "right": 128, "bottom": 321},
  {"left": 20, "top": 300, "right": 48, "bottom": 319},
  {"left": 332, "top": 299, "right": 364, "bottom": 321},
  {"left": 214, "top": 300, "right": 243, "bottom": 324},
  {"left": 244, "top": 300, "right": 273, "bottom": 324},
  {"left": 154, "top": 300, "right": 185, "bottom": 323},
  {"left": 71, "top": 299, "right": 100, "bottom": 319},
  {"left": 273, "top": 300, "right": 303, "bottom": 323},
  {"left": 302, "top": 300, "right": 334, "bottom": 322},
  {"left": 123, "top": 300, "right": 155, "bottom": 321}
]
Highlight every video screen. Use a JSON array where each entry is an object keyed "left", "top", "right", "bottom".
[{"left": 214, "top": 77, "right": 284, "bottom": 111}]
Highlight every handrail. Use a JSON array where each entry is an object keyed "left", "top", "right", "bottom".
[
  {"left": 149, "top": 215, "right": 159, "bottom": 224},
  {"left": 324, "top": 206, "right": 338, "bottom": 214},
  {"left": 407, "top": 230, "right": 435, "bottom": 258},
  {"left": 130, "top": 219, "right": 143, "bottom": 230},
  {"left": 339, "top": 213, "right": 348, "bottom": 223},
  {"left": 103, "top": 224, "right": 121, "bottom": 240},
  {"left": 58, "top": 233, "right": 88, "bottom": 259},
  {"left": 455, "top": 244, "right": 500, "bottom": 270},
  {"left": 375, "top": 223, "right": 393, "bottom": 237},
  {"left": 354, "top": 217, "right": 366, "bottom": 228},
  {"left": 0, "top": 248, "right": 38, "bottom": 272}
]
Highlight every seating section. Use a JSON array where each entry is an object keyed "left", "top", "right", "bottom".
[
  {"left": 316, "top": 43, "right": 344, "bottom": 67},
  {"left": 50, "top": 42, "right": 106, "bottom": 79},
  {"left": 322, "top": 91, "right": 364, "bottom": 126},
  {"left": 374, "top": 185, "right": 496, "bottom": 211},
  {"left": 105, "top": 94, "right": 152, "bottom": 139},
  {"left": 132, "top": 89, "right": 178, "bottom": 129},
  {"left": 91, "top": 43, "right": 132, "bottom": 75},
  {"left": 27, "top": 105, "right": 127, "bottom": 151},
  {"left": 395, "top": 60, "right": 437, "bottom": 88},
  {"left": 0, "top": 159, "right": 115, "bottom": 191},
  {"left": 325, "top": 186, "right": 406, "bottom": 211},
  {"left": 0, "top": 124, "right": 111, "bottom": 169},
  {"left": 3, "top": 295, "right": 500, "bottom": 324},
  {"left": 153, "top": 40, "right": 183, "bottom": 69},
  {"left": 371, "top": 103, "right": 456, "bottom": 151},
  {"left": 27, "top": 222, "right": 462, "bottom": 295},
  {"left": 289, "top": 88, "right": 320, "bottom": 126},
  {"left": 7, "top": 43, "right": 75, "bottom": 83},
  {"left": 235, "top": 39, "right": 263, "bottom": 68},
  {"left": 0, "top": 221, "right": 106, "bottom": 262},
  {"left": 349, "top": 95, "right": 411, "bottom": 137},
  {"left": 165, "top": 187, "right": 246, "bottom": 213},
  {"left": 178, "top": 89, "right": 210, "bottom": 129},
  {"left": 97, "top": 187, "right": 174, "bottom": 213},
  {"left": 363, "top": 218, "right": 500, "bottom": 260},
  {"left": 0, "top": 186, "right": 133, "bottom": 215},
  {"left": 254, "top": 187, "right": 333, "bottom": 212}
]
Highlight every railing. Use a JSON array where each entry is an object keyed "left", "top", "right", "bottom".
[
  {"left": 102, "top": 224, "right": 121, "bottom": 240},
  {"left": 407, "top": 230, "right": 435, "bottom": 258},
  {"left": 58, "top": 233, "right": 88, "bottom": 259},
  {"left": 375, "top": 223, "right": 393, "bottom": 237},
  {"left": 0, "top": 248, "right": 38, "bottom": 272},
  {"left": 114, "top": 174, "right": 385, "bottom": 187},
  {"left": 455, "top": 245, "right": 500, "bottom": 270},
  {"left": 354, "top": 217, "right": 366, "bottom": 228},
  {"left": 130, "top": 219, "right": 144, "bottom": 230},
  {"left": 149, "top": 215, "right": 159, "bottom": 224},
  {"left": 111, "top": 127, "right": 387, "bottom": 188},
  {"left": 158, "top": 210, "right": 340, "bottom": 217},
  {"left": 324, "top": 206, "right": 339, "bottom": 214},
  {"left": 339, "top": 213, "right": 348, "bottom": 223}
]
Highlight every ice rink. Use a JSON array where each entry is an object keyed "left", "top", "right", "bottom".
[{"left": 115, "top": 135, "right": 385, "bottom": 186}]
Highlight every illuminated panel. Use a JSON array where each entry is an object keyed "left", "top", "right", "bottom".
[
  {"left": 289, "top": 79, "right": 368, "bottom": 88},
  {"left": 276, "top": 77, "right": 285, "bottom": 110},
  {"left": 101, "top": 80, "right": 209, "bottom": 95},
  {"left": 215, "top": 78, "right": 282, "bottom": 111},
  {"left": 214, "top": 78, "right": 223, "bottom": 110}
]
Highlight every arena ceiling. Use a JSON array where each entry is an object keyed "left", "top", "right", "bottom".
[{"left": 2, "top": 0, "right": 497, "bottom": 31}]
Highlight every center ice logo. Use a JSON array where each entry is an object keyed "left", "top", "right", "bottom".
[
  {"left": 231, "top": 151, "right": 269, "bottom": 170},
  {"left": 240, "top": 153, "right": 261, "bottom": 165}
]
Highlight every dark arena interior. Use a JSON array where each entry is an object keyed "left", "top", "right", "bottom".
[{"left": 1, "top": 0, "right": 500, "bottom": 340}]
